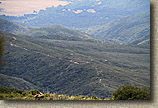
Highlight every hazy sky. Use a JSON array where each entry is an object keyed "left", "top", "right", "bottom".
[{"left": 0, "top": 0, "right": 70, "bottom": 16}]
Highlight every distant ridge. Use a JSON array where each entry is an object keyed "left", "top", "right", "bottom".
[
  {"left": 0, "top": 18, "right": 122, "bottom": 44},
  {"left": 0, "top": 0, "right": 150, "bottom": 28},
  {"left": 0, "top": 18, "right": 30, "bottom": 34},
  {"left": 87, "top": 13, "right": 150, "bottom": 45}
]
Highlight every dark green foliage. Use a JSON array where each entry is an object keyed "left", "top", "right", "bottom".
[
  {"left": 0, "top": 35, "right": 5, "bottom": 57},
  {"left": 0, "top": 86, "right": 28, "bottom": 100},
  {"left": 0, "top": 34, "right": 5, "bottom": 66},
  {"left": 112, "top": 85, "right": 150, "bottom": 100},
  {"left": 29, "top": 90, "right": 40, "bottom": 95},
  {"left": 0, "top": 85, "right": 150, "bottom": 100},
  {"left": 44, "top": 93, "right": 50, "bottom": 97},
  {"left": 0, "top": 86, "right": 27, "bottom": 100},
  {"left": 0, "top": 94, "right": 4, "bottom": 99},
  {"left": 91, "top": 95, "right": 97, "bottom": 100},
  {"left": 0, "top": 18, "right": 150, "bottom": 99},
  {"left": 0, "top": 86, "right": 101, "bottom": 100},
  {"left": 22, "top": 91, "right": 28, "bottom": 96},
  {"left": 0, "top": 30, "right": 150, "bottom": 99},
  {"left": 0, "top": 73, "right": 37, "bottom": 91},
  {"left": 0, "top": 86, "right": 25, "bottom": 94},
  {"left": 0, "top": 0, "right": 150, "bottom": 100}
]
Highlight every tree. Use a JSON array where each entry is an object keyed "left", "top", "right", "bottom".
[
  {"left": 0, "top": 34, "right": 5, "bottom": 66},
  {"left": 29, "top": 90, "right": 40, "bottom": 95},
  {"left": 112, "top": 85, "right": 150, "bottom": 100}
]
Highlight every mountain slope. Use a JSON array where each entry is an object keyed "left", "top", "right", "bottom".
[
  {"left": 0, "top": 0, "right": 150, "bottom": 29},
  {"left": 0, "top": 18, "right": 30, "bottom": 34},
  {"left": 0, "top": 73, "right": 37, "bottom": 91},
  {"left": 0, "top": 18, "right": 122, "bottom": 44},
  {"left": 87, "top": 13, "right": 150, "bottom": 45},
  {"left": 0, "top": 18, "right": 90, "bottom": 39},
  {"left": 130, "top": 34, "right": 150, "bottom": 46},
  {"left": 0, "top": 30, "right": 150, "bottom": 98}
]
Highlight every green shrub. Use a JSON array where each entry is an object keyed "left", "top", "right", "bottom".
[
  {"left": 22, "top": 91, "right": 28, "bottom": 96},
  {"left": 45, "top": 93, "right": 50, "bottom": 97},
  {"left": 112, "top": 85, "right": 150, "bottom": 100},
  {"left": 29, "top": 90, "right": 40, "bottom": 95},
  {"left": 0, "top": 94, "right": 5, "bottom": 100},
  {"left": 71, "top": 96, "right": 79, "bottom": 100},
  {"left": 28, "top": 94, "right": 34, "bottom": 97},
  {"left": 91, "top": 95, "right": 97, "bottom": 100}
]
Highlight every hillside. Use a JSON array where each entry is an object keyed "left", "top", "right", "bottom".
[
  {"left": 130, "top": 34, "right": 150, "bottom": 46},
  {"left": 0, "top": 73, "right": 37, "bottom": 91},
  {"left": 0, "top": 18, "right": 30, "bottom": 34},
  {"left": 0, "top": 18, "right": 93, "bottom": 41},
  {"left": 0, "top": 0, "right": 150, "bottom": 100},
  {"left": 87, "top": 13, "right": 150, "bottom": 45},
  {"left": 0, "top": 18, "right": 89, "bottom": 39},
  {"left": 0, "top": 0, "right": 150, "bottom": 29},
  {"left": 0, "top": 30, "right": 150, "bottom": 98},
  {"left": 0, "top": 18, "right": 122, "bottom": 44}
]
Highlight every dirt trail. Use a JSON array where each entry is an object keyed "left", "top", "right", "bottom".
[
  {"left": 9, "top": 37, "right": 81, "bottom": 65},
  {"left": 93, "top": 65, "right": 107, "bottom": 88}
]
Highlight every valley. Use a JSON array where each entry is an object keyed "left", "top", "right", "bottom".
[
  {"left": 0, "top": 27, "right": 150, "bottom": 98},
  {"left": 0, "top": 0, "right": 150, "bottom": 99},
  {"left": 0, "top": 0, "right": 150, "bottom": 29}
]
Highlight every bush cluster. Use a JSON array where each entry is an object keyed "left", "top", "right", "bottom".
[
  {"left": 0, "top": 85, "right": 150, "bottom": 100},
  {"left": 112, "top": 85, "right": 150, "bottom": 100}
]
